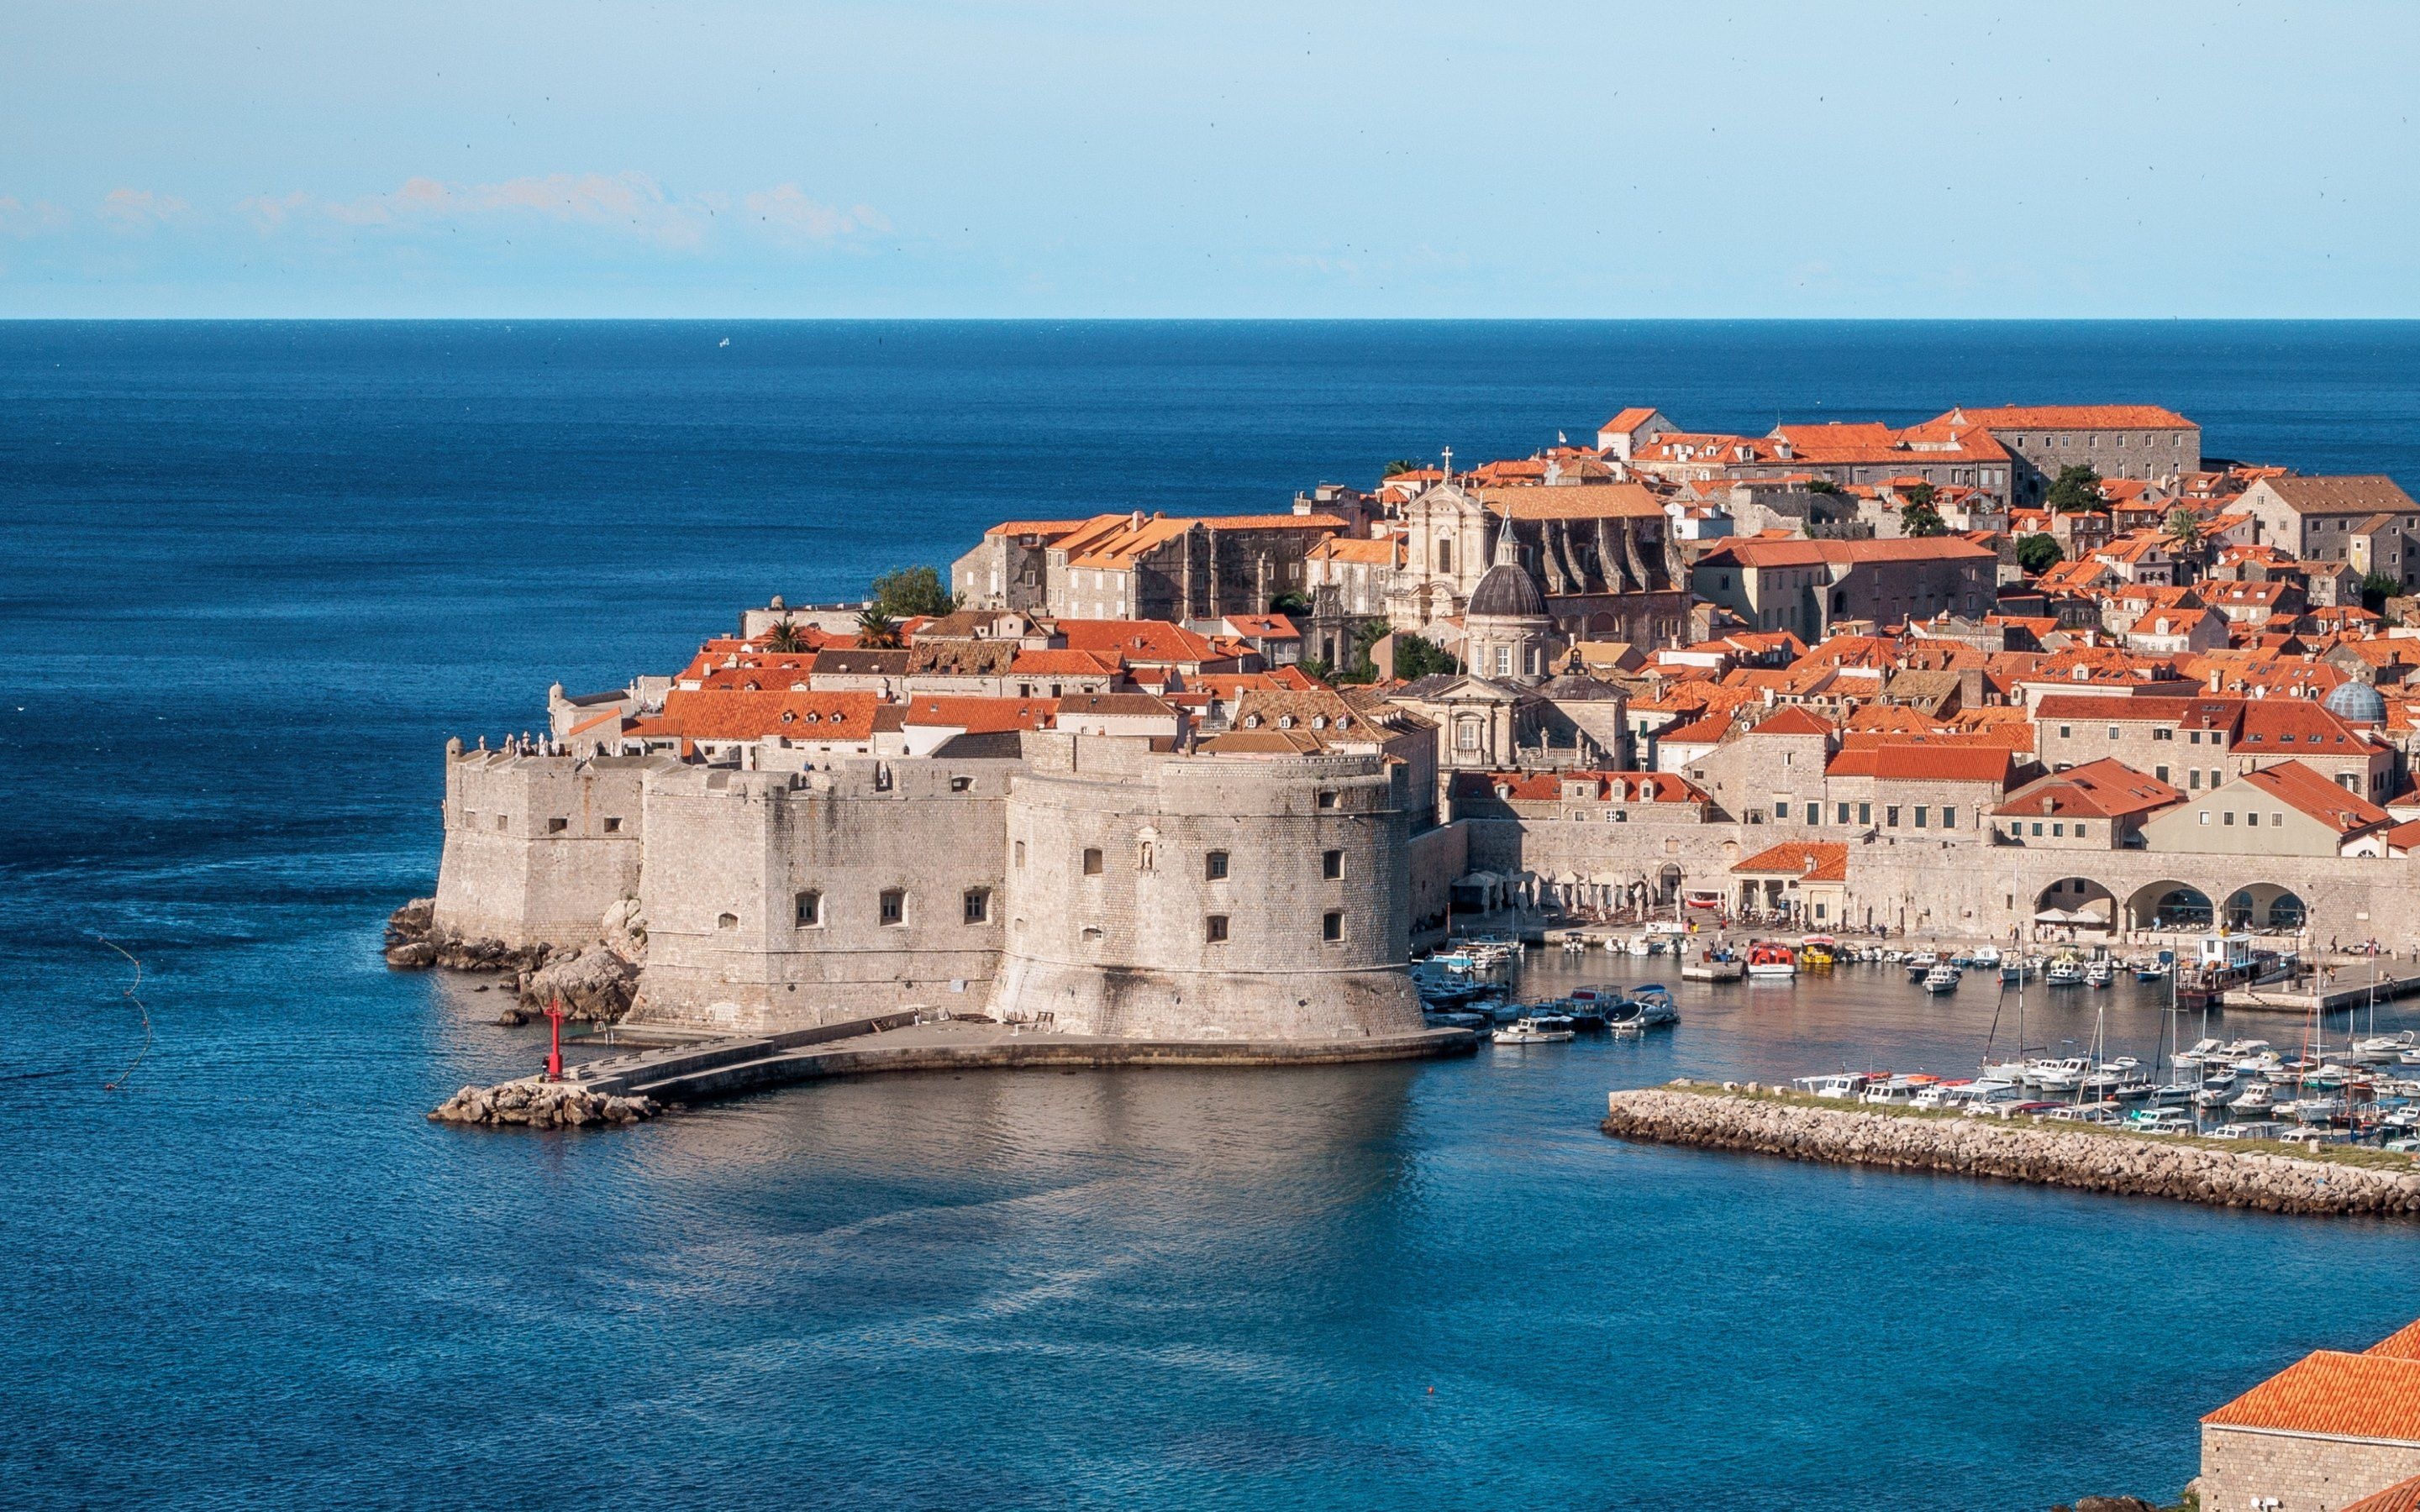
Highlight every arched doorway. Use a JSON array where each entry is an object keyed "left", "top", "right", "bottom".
[
  {"left": 2128, "top": 880, "right": 2213, "bottom": 932},
  {"left": 2224, "top": 885, "right": 2307, "bottom": 932},
  {"left": 1657, "top": 864, "right": 1682, "bottom": 906},
  {"left": 2033, "top": 878, "right": 2117, "bottom": 933}
]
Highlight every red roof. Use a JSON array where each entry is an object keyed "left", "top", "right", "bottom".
[
  {"left": 1747, "top": 706, "right": 1837, "bottom": 738},
  {"left": 1945, "top": 404, "right": 2196, "bottom": 431},
  {"left": 2203, "top": 1349, "right": 2420, "bottom": 1443},
  {"left": 1827, "top": 742, "right": 2012, "bottom": 784},
  {"left": 1730, "top": 841, "right": 1849, "bottom": 882},
  {"left": 897, "top": 696, "right": 1056, "bottom": 733},
  {"left": 1697, "top": 537, "right": 1997, "bottom": 570},
  {"left": 2236, "top": 760, "right": 2390, "bottom": 835},
  {"left": 1993, "top": 759, "right": 2184, "bottom": 820},
  {"left": 2341, "top": 1474, "right": 2420, "bottom": 1512},
  {"left": 646, "top": 689, "right": 879, "bottom": 742},
  {"left": 1057, "top": 619, "right": 1227, "bottom": 664}
]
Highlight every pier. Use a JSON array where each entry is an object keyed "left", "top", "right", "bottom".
[
  {"left": 436, "top": 1014, "right": 1478, "bottom": 1125},
  {"left": 2222, "top": 970, "right": 2420, "bottom": 1015},
  {"left": 1602, "top": 1083, "right": 2420, "bottom": 1218}
]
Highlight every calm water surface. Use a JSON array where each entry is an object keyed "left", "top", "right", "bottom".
[{"left": 5, "top": 323, "right": 2420, "bottom": 1509}]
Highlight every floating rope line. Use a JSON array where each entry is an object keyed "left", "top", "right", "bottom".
[{"left": 94, "top": 936, "right": 152, "bottom": 1091}]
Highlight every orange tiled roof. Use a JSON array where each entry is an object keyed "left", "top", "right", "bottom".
[
  {"left": 2237, "top": 759, "right": 2391, "bottom": 835},
  {"left": 2342, "top": 1474, "right": 2420, "bottom": 1512},
  {"left": 1946, "top": 404, "right": 2196, "bottom": 430},
  {"left": 2203, "top": 1349, "right": 2420, "bottom": 1442},
  {"left": 648, "top": 689, "right": 879, "bottom": 742},
  {"left": 1730, "top": 840, "right": 1849, "bottom": 882}
]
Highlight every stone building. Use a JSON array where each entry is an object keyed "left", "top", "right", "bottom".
[
  {"left": 1690, "top": 536, "right": 1998, "bottom": 640},
  {"left": 1937, "top": 404, "right": 2202, "bottom": 500},
  {"left": 1384, "top": 480, "right": 1688, "bottom": 646},
  {"left": 2237, "top": 475, "right": 2420, "bottom": 568},
  {"left": 2200, "top": 1317, "right": 2420, "bottom": 1512},
  {"left": 952, "top": 510, "right": 1348, "bottom": 623}
]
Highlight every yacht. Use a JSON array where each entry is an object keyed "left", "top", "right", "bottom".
[{"left": 2355, "top": 1032, "right": 2419, "bottom": 1063}]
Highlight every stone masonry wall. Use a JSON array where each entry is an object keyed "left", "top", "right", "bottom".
[
  {"left": 433, "top": 748, "right": 650, "bottom": 948},
  {"left": 986, "top": 734, "right": 1423, "bottom": 1039},
  {"left": 2201, "top": 1425, "right": 2420, "bottom": 1512},
  {"left": 630, "top": 757, "right": 1018, "bottom": 1032}
]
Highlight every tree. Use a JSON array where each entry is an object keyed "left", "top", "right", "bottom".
[
  {"left": 2016, "top": 534, "right": 2065, "bottom": 575},
  {"left": 1392, "top": 632, "right": 1460, "bottom": 681},
  {"left": 868, "top": 564, "right": 957, "bottom": 618},
  {"left": 1270, "top": 591, "right": 1313, "bottom": 615},
  {"left": 1382, "top": 459, "right": 1424, "bottom": 478},
  {"left": 764, "top": 617, "right": 808, "bottom": 654},
  {"left": 855, "top": 606, "right": 902, "bottom": 648},
  {"left": 2362, "top": 571, "right": 2402, "bottom": 612},
  {"left": 1804, "top": 476, "right": 1841, "bottom": 496},
  {"left": 1297, "top": 657, "right": 1334, "bottom": 684},
  {"left": 2044, "top": 464, "right": 2104, "bottom": 514},
  {"left": 1899, "top": 499, "right": 1948, "bottom": 538},
  {"left": 2163, "top": 507, "right": 2210, "bottom": 584}
]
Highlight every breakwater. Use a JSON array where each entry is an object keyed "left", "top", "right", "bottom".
[
  {"left": 429, "top": 1081, "right": 657, "bottom": 1129},
  {"left": 1602, "top": 1084, "right": 2420, "bottom": 1218}
]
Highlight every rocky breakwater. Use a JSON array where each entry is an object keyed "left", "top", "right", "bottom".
[
  {"left": 429, "top": 1079, "right": 657, "bottom": 1129},
  {"left": 1602, "top": 1083, "right": 2420, "bottom": 1219}
]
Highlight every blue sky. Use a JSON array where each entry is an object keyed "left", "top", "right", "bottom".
[{"left": 5, "top": 2, "right": 2417, "bottom": 318}]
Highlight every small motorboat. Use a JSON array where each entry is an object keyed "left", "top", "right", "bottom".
[
  {"left": 2228, "top": 1082, "right": 2277, "bottom": 1112},
  {"left": 2134, "top": 958, "right": 2172, "bottom": 984},
  {"left": 1793, "top": 1072, "right": 1871, "bottom": 1099},
  {"left": 1903, "top": 951, "right": 1939, "bottom": 980},
  {"left": 1746, "top": 942, "right": 1797, "bottom": 979},
  {"left": 1920, "top": 963, "right": 1961, "bottom": 995},
  {"left": 2084, "top": 958, "right": 2114, "bottom": 989},
  {"left": 2044, "top": 957, "right": 2086, "bottom": 987},
  {"left": 2024, "top": 1057, "right": 2089, "bottom": 1092},
  {"left": 2356, "top": 1032, "right": 2419, "bottom": 1063},
  {"left": 1492, "top": 1017, "right": 1576, "bottom": 1045}
]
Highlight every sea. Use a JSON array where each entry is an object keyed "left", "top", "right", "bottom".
[{"left": 6, "top": 321, "right": 2420, "bottom": 1510}]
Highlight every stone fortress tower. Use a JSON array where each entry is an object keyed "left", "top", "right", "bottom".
[
  {"left": 988, "top": 733, "right": 1423, "bottom": 1040},
  {"left": 430, "top": 731, "right": 1431, "bottom": 1047}
]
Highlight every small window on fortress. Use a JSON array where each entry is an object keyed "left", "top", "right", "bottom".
[
  {"left": 494, "top": 814, "right": 508, "bottom": 832},
  {"left": 1322, "top": 849, "right": 1343, "bottom": 879},
  {"left": 603, "top": 816, "right": 623, "bottom": 833},
  {"left": 880, "top": 889, "right": 906, "bottom": 926},
  {"left": 1205, "top": 850, "right": 1229, "bottom": 881},
  {"left": 1082, "top": 848, "right": 1104, "bottom": 876},
  {"left": 1014, "top": 840, "right": 1026, "bottom": 868},
  {"left": 548, "top": 817, "right": 568, "bottom": 833},
  {"left": 795, "top": 891, "right": 821, "bottom": 927},
  {"left": 963, "top": 889, "right": 991, "bottom": 925},
  {"left": 1205, "top": 915, "right": 1229, "bottom": 943},
  {"left": 1321, "top": 911, "right": 1342, "bottom": 943},
  {"left": 1316, "top": 790, "right": 1339, "bottom": 810},
  {"left": 950, "top": 775, "right": 973, "bottom": 792},
  {"left": 717, "top": 912, "right": 739, "bottom": 931}
]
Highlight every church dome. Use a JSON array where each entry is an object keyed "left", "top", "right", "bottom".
[
  {"left": 1466, "top": 522, "right": 1547, "bottom": 619},
  {"left": 2324, "top": 680, "right": 2386, "bottom": 726}
]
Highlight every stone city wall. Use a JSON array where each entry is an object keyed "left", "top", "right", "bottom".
[
  {"left": 432, "top": 747, "right": 650, "bottom": 948},
  {"left": 630, "top": 757, "right": 1018, "bottom": 1033},
  {"left": 2200, "top": 1425, "right": 2420, "bottom": 1512},
  {"left": 986, "top": 733, "right": 1423, "bottom": 1039}
]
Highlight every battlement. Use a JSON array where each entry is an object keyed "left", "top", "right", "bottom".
[{"left": 433, "top": 748, "right": 654, "bottom": 947}]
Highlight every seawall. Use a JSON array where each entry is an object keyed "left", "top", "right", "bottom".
[{"left": 1602, "top": 1084, "right": 2420, "bottom": 1219}]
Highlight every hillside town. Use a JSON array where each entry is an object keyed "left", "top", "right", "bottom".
[{"left": 522, "top": 399, "right": 2420, "bottom": 963}]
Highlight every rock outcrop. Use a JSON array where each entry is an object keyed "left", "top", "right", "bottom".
[
  {"left": 382, "top": 897, "right": 551, "bottom": 974},
  {"left": 1602, "top": 1085, "right": 2420, "bottom": 1219},
  {"left": 598, "top": 896, "right": 647, "bottom": 966},
  {"left": 517, "top": 945, "right": 639, "bottom": 1023},
  {"left": 429, "top": 1081, "right": 656, "bottom": 1129}
]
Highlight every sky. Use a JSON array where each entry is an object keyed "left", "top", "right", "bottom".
[{"left": 4, "top": 2, "right": 2417, "bottom": 318}]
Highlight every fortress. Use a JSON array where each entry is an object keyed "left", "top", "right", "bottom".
[{"left": 431, "top": 728, "right": 1430, "bottom": 1047}]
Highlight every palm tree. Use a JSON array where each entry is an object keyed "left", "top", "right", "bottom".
[
  {"left": 2163, "top": 507, "right": 2208, "bottom": 585},
  {"left": 855, "top": 606, "right": 902, "bottom": 648},
  {"left": 764, "top": 617, "right": 808, "bottom": 654}
]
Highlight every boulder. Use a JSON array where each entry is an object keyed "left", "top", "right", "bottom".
[
  {"left": 521, "top": 946, "right": 639, "bottom": 1022},
  {"left": 383, "top": 941, "right": 438, "bottom": 969},
  {"left": 599, "top": 897, "right": 649, "bottom": 966}
]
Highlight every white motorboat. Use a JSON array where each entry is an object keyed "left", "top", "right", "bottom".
[
  {"left": 1793, "top": 1072, "right": 1870, "bottom": 1100},
  {"left": 2044, "top": 957, "right": 2086, "bottom": 987},
  {"left": 1492, "top": 1017, "right": 1576, "bottom": 1045},
  {"left": 1920, "top": 964, "right": 1961, "bottom": 995},
  {"left": 2023, "top": 1056, "right": 2089, "bottom": 1090},
  {"left": 1860, "top": 1074, "right": 1944, "bottom": 1106},
  {"left": 1970, "top": 945, "right": 2003, "bottom": 969},
  {"left": 2228, "top": 1082, "right": 2276, "bottom": 1112},
  {"left": 2084, "top": 958, "right": 2114, "bottom": 989},
  {"left": 2355, "top": 1032, "right": 2419, "bottom": 1063},
  {"left": 1903, "top": 951, "right": 1939, "bottom": 980}
]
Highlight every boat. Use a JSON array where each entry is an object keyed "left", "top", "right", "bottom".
[
  {"left": 2046, "top": 1101, "right": 2123, "bottom": 1125},
  {"left": 1631, "top": 984, "right": 1676, "bottom": 1016},
  {"left": 1423, "top": 1010, "right": 1489, "bottom": 1028},
  {"left": 2084, "top": 958, "right": 2114, "bottom": 989},
  {"left": 2356, "top": 1032, "right": 2419, "bottom": 1063},
  {"left": 1860, "top": 1074, "right": 1944, "bottom": 1106},
  {"left": 1792, "top": 1072, "right": 1871, "bottom": 1099},
  {"left": 2023, "top": 1056, "right": 2089, "bottom": 1090},
  {"left": 1607, "top": 992, "right": 1678, "bottom": 1034},
  {"left": 1559, "top": 936, "right": 1591, "bottom": 954},
  {"left": 2000, "top": 956, "right": 2037, "bottom": 984},
  {"left": 1798, "top": 938, "right": 1836, "bottom": 969},
  {"left": 1920, "top": 963, "right": 1961, "bottom": 995},
  {"left": 2134, "top": 953, "right": 2173, "bottom": 984},
  {"left": 1492, "top": 1017, "right": 1576, "bottom": 1045},
  {"left": 2044, "top": 956, "right": 2086, "bottom": 987},
  {"left": 2228, "top": 1082, "right": 2277, "bottom": 1112},
  {"left": 1624, "top": 935, "right": 1652, "bottom": 957},
  {"left": 1970, "top": 945, "right": 2003, "bottom": 969},
  {"left": 2126, "top": 1108, "right": 2195, "bottom": 1135},
  {"left": 1746, "top": 942, "right": 1797, "bottom": 979},
  {"left": 1903, "top": 951, "right": 1939, "bottom": 980}
]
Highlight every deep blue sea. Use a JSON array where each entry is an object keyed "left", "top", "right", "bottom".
[{"left": 7, "top": 322, "right": 2420, "bottom": 1510}]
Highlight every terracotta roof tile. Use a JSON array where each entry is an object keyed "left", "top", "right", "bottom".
[{"left": 2204, "top": 1350, "right": 2420, "bottom": 1442}]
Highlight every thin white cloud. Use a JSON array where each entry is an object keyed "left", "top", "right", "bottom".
[
  {"left": 96, "top": 189, "right": 191, "bottom": 234},
  {"left": 0, "top": 196, "right": 71, "bottom": 238},
  {"left": 239, "top": 174, "right": 886, "bottom": 255}
]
